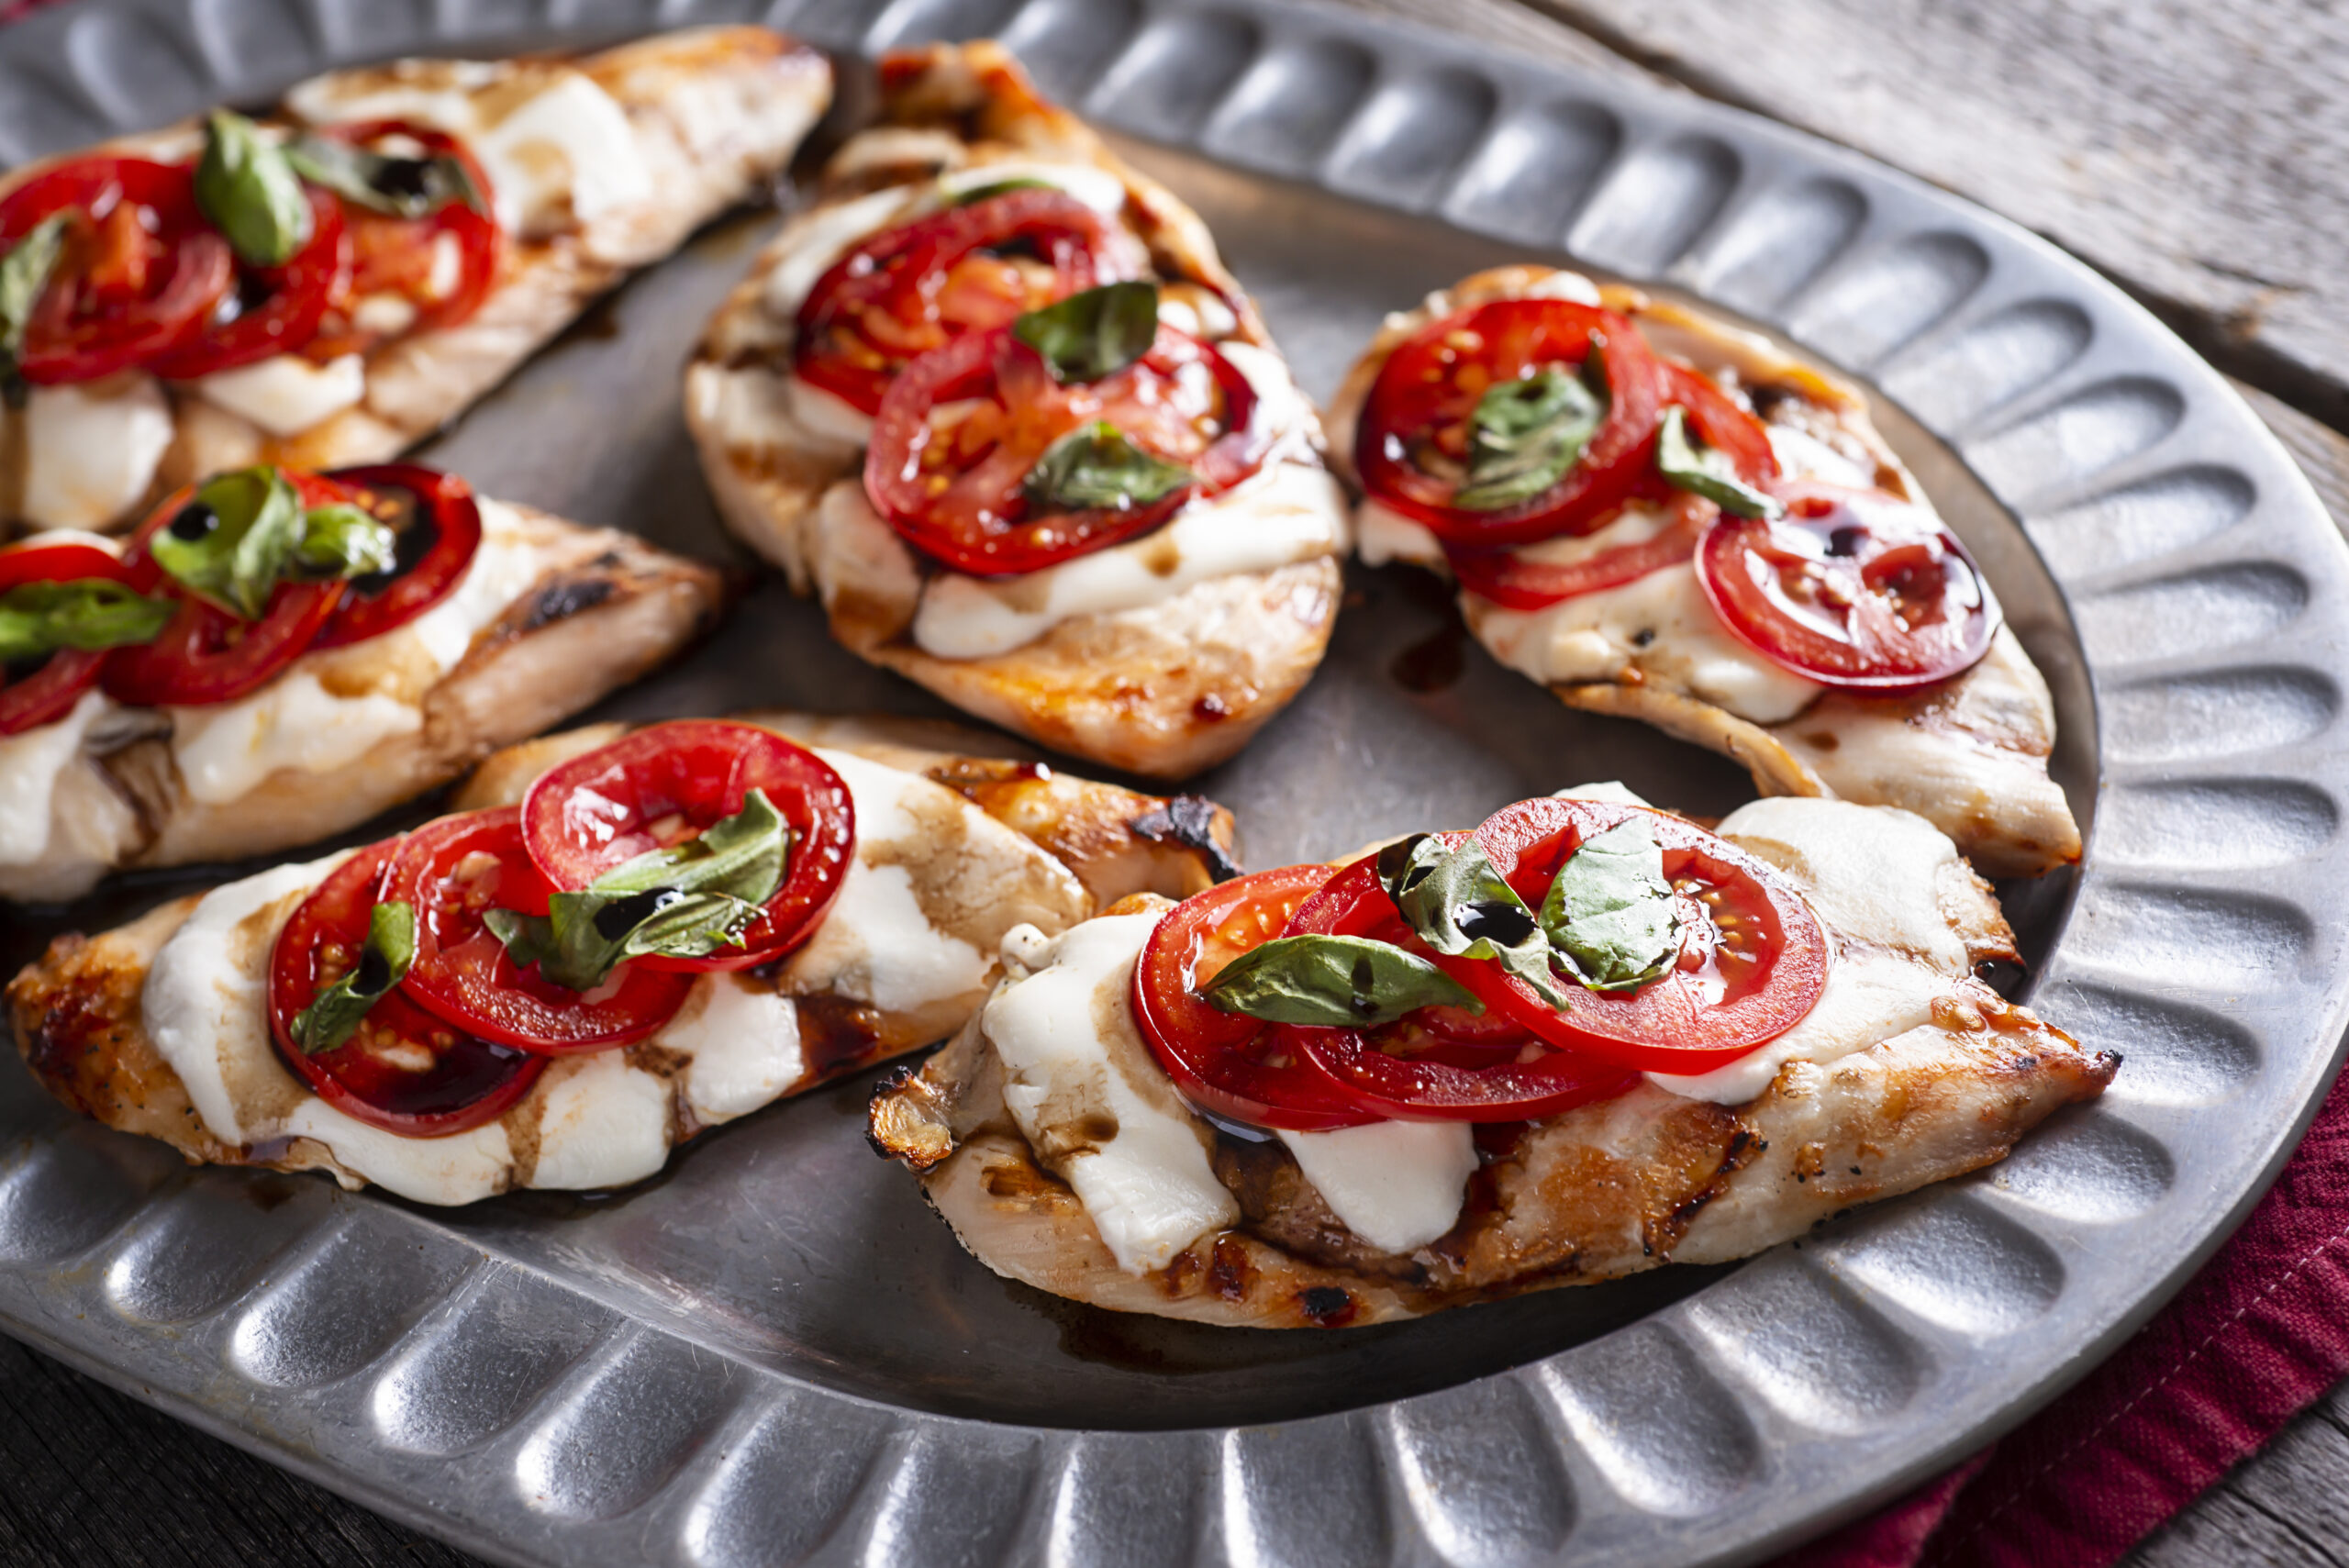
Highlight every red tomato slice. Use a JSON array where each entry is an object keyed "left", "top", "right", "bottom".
[
  {"left": 1448, "top": 488, "right": 1712, "bottom": 612},
  {"left": 864, "top": 323, "right": 1266, "bottom": 576},
  {"left": 0, "top": 157, "right": 235, "bottom": 384},
  {"left": 100, "top": 470, "right": 359, "bottom": 708},
  {"left": 0, "top": 536, "right": 139, "bottom": 736},
  {"left": 308, "top": 463, "right": 484, "bottom": 650},
  {"left": 144, "top": 186, "right": 346, "bottom": 379},
  {"left": 1454, "top": 797, "right": 1830, "bottom": 1073},
  {"left": 518, "top": 721, "right": 856, "bottom": 974},
  {"left": 1131, "top": 863, "right": 1376, "bottom": 1131},
  {"left": 1695, "top": 481, "right": 2000, "bottom": 689},
  {"left": 1354, "top": 296, "right": 1666, "bottom": 547},
  {"left": 267, "top": 838, "right": 546, "bottom": 1136},
  {"left": 1661, "top": 360, "right": 1780, "bottom": 487},
  {"left": 796, "top": 187, "right": 1141, "bottom": 416},
  {"left": 384, "top": 807, "right": 696, "bottom": 1051},
  {"left": 298, "top": 122, "right": 501, "bottom": 360},
  {"left": 1272, "top": 853, "right": 1640, "bottom": 1122}
]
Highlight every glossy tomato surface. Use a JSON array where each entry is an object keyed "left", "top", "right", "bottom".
[
  {"left": 796, "top": 187, "right": 1139, "bottom": 415},
  {"left": 299, "top": 122, "right": 500, "bottom": 359},
  {"left": 145, "top": 185, "right": 345, "bottom": 379},
  {"left": 1696, "top": 481, "right": 2001, "bottom": 690},
  {"left": 1131, "top": 863, "right": 1375, "bottom": 1131},
  {"left": 384, "top": 807, "right": 696, "bottom": 1051},
  {"left": 309, "top": 463, "right": 484, "bottom": 649},
  {"left": 1448, "top": 487, "right": 1710, "bottom": 612},
  {"left": 1354, "top": 296, "right": 1664, "bottom": 547},
  {"left": 266, "top": 838, "right": 546, "bottom": 1136},
  {"left": 0, "top": 537, "right": 137, "bottom": 735},
  {"left": 518, "top": 721, "right": 855, "bottom": 973},
  {"left": 864, "top": 324, "right": 1265, "bottom": 576}
]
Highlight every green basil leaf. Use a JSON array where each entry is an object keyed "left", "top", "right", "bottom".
[
  {"left": 1538, "top": 819, "right": 1680, "bottom": 993},
  {"left": 1655, "top": 403, "right": 1783, "bottom": 520},
  {"left": 587, "top": 787, "right": 789, "bottom": 905},
  {"left": 948, "top": 175, "right": 1057, "bottom": 207},
  {"left": 0, "top": 579, "right": 175, "bottom": 663},
  {"left": 1197, "top": 932, "right": 1483, "bottom": 1028},
  {"left": 1377, "top": 832, "right": 1576, "bottom": 1010},
  {"left": 196, "top": 109, "right": 313, "bottom": 268},
  {"left": 291, "top": 900, "right": 416, "bottom": 1054},
  {"left": 1452, "top": 359, "right": 1605, "bottom": 513},
  {"left": 292, "top": 502, "right": 400, "bottom": 581},
  {"left": 149, "top": 467, "right": 306, "bottom": 620},
  {"left": 1011, "top": 280, "right": 1160, "bottom": 383},
  {"left": 1023, "top": 420, "right": 1196, "bottom": 514},
  {"left": 0, "top": 212, "right": 67, "bottom": 410},
  {"left": 285, "top": 134, "right": 484, "bottom": 219}
]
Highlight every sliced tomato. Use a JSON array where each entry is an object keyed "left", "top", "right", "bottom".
[
  {"left": 796, "top": 187, "right": 1140, "bottom": 416},
  {"left": 0, "top": 536, "right": 138, "bottom": 736},
  {"left": 518, "top": 721, "right": 855, "bottom": 973},
  {"left": 144, "top": 185, "right": 345, "bottom": 379},
  {"left": 101, "top": 469, "right": 361, "bottom": 707},
  {"left": 267, "top": 838, "right": 545, "bottom": 1136},
  {"left": 290, "top": 121, "right": 499, "bottom": 361},
  {"left": 1453, "top": 797, "right": 1830, "bottom": 1073},
  {"left": 1661, "top": 360, "right": 1780, "bottom": 488},
  {"left": 865, "top": 323, "right": 1266, "bottom": 576},
  {"left": 1695, "top": 481, "right": 1999, "bottom": 689},
  {"left": 1131, "top": 863, "right": 1375, "bottom": 1131},
  {"left": 1271, "top": 852, "right": 1640, "bottom": 1122},
  {"left": 0, "top": 157, "right": 235, "bottom": 384},
  {"left": 1354, "top": 296, "right": 1665, "bottom": 547},
  {"left": 1448, "top": 488, "right": 1712, "bottom": 612},
  {"left": 309, "top": 463, "right": 484, "bottom": 649},
  {"left": 384, "top": 807, "right": 696, "bottom": 1052}
]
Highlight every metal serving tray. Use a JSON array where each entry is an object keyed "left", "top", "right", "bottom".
[{"left": 3, "top": 0, "right": 2345, "bottom": 1563}]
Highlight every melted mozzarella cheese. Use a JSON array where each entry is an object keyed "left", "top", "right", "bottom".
[
  {"left": 281, "top": 1099, "right": 511, "bottom": 1206},
  {"left": 1552, "top": 779, "right": 1653, "bottom": 807},
  {"left": 403, "top": 498, "right": 565, "bottom": 669},
  {"left": 191, "top": 353, "right": 365, "bottom": 437},
  {"left": 985, "top": 915, "right": 1238, "bottom": 1273},
  {"left": 169, "top": 673, "right": 424, "bottom": 806},
  {"left": 759, "top": 185, "right": 927, "bottom": 319},
  {"left": 1768, "top": 424, "right": 1874, "bottom": 489},
  {"left": 527, "top": 1051, "right": 671, "bottom": 1190},
  {"left": 19, "top": 377, "right": 173, "bottom": 531},
  {"left": 784, "top": 374, "right": 875, "bottom": 448},
  {"left": 663, "top": 972, "right": 806, "bottom": 1124},
  {"left": 1645, "top": 947, "right": 1943, "bottom": 1104},
  {"left": 1276, "top": 1120, "right": 1477, "bottom": 1253},
  {"left": 0, "top": 690, "right": 113, "bottom": 865},
  {"left": 1354, "top": 499, "right": 1445, "bottom": 568},
  {"left": 935, "top": 160, "right": 1127, "bottom": 214}
]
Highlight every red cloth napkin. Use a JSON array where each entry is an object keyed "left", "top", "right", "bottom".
[{"left": 1776, "top": 1065, "right": 2349, "bottom": 1566}]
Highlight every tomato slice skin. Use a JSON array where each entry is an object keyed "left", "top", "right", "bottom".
[
  {"left": 267, "top": 838, "right": 546, "bottom": 1136},
  {"left": 145, "top": 185, "right": 346, "bottom": 380},
  {"left": 308, "top": 463, "right": 484, "bottom": 650},
  {"left": 0, "top": 157, "right": 235, "bottom": 384},
  {"left": 297, "top": 121, "right": 501, "bottom": 359},
  {"left": 1447, "top": 487, "right": 1710, "bottom": 612},
  {"left": 1661, "top": 360, "right": 1780, "bottom": 487},
  {"left": 1695, "top": 481, "right": 2000, "bottom": 690},
  {"left": 384, "top": 807, "right": 696, "bottom": 1052},
  {"left": 795, "top": 187, "right": 1139, "bottom": 417},
  {"left": 518, "top": 721, "right": 856, "bottom": 974},
  {"left": 1355, "top": 297, "right": 1666, "bottom": 548},
  {"left": 864, "top": 323, "right": 1267, "bottom": 576},
  {"left": 1131, "top": 863, "right": 1377, "bottom": 1132},
  {"left": 1455, "top": 797, "right": 1830, "bottom": 1073},
  {"left": 0, "top": 537, "right": 142, "bottom": 736}
]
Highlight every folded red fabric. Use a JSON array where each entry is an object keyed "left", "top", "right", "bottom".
[{"left": 1776, "top": 1067, "right": 2349, "bottom": 1567}]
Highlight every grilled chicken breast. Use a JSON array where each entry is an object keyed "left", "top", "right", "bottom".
[
  {"left": 870, "top": 788, "right": 2114, "bottom": 1327},
  {"left": 1327, "top": 266, "right": 2081, "bottom": 880},
  {"left": 1, "top": 27, "right": 830, "bottom": 538},
  {"left": 685, "top": 42, "right": 1347, "bottom": 778},
  {"left": 7, "top": 715, "right": 1234, "bottom": 1204}
]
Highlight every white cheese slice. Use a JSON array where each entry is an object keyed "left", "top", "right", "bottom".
[
  {"left": 1552, "top": 780, "right": 1653, "bottom": 807},
  {"left": 527, "top": 1051, "right": 671, "bottom": 1190},
  {"left": 190, "top": 353, "right": 366, "bottom": 437},
  {"left": 19, "top": 377, "right": 173, "bottom": 532},
  {"left": 1354, "top": 498, "right": 1446, "bottom": 568},
  {"left": 783, "top": 373, "right": 875, "bottom": 449},
  {"left": 1644, "top": 946, "right": 1943, "bottom": 1104},
  {"left": 281, "top": 1099, "right": 511, "bottom": 1207},
  {"left": 663, "top": 972, "right": 806, "bottom": 1124},
  {"left": 984, "top": 914, "right": 1238, "bottom": 1273},
  {"left": 0, "top": 689, "right": 114, "bottom": 866},
  {"left": 1716, "top": 796, "right": 1971, "bottom": 974},
  {"left": 1768, "top": 424, "right": 1875, "bottom": 488},
  {"left": 1276, "top": 1120, "right": 1478, "bottom": 1253},
  {"left": 169, "top": 673, "right": 423, "bottom": 806}
]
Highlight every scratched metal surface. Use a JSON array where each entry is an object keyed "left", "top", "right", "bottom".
[{"left": 0, "top": 0, "right": 2344, "bottom": 1564}]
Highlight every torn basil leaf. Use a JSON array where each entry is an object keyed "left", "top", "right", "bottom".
[
  {"left": 1655, "top": 403, "right": 1782, "bottom": 519},
  {"left": 0, "top": 579, "right": 175, "bottom": 664},
  {"left": 1539, "top": 819, "right": 1680, "bottom": 992},
  {"left": 1198, "top": 932, "right": 1483, "bottom": 1028},
  {"left": 1012, "top": 281, "right": 1160, "bottom": 383},
  {"left": 150, "top": 467, "right": 306, "bottom": 619},
  {"left": 286, "top": 134, "right": 485, "bottom": 219},
  {"left": 292, "top": 900, "right": 416, "bottom": 1054},
  {"left": 196, "top": 109, "right": 312, "bottom": 267},
  {"left": 948, "top": 175, "right": 1056, "bottom": 207},
  {"left": 1452, "top": 355, "right": 1605, "bottom": 513},
  {"left": 291, "top": 502, "right": 399, "bottom": 581},
  {"left": 485, "top": 790, "right": 791, "bottom": 992},
  {"left": 1022, "top": 420, "right": 1196, "bottom": 515},
  {"left": 1378, "top": 833, "right": 1575, "bottom": 1010},
  {"left": 0, "top": 212, "right": 67, "bottom": 409}
]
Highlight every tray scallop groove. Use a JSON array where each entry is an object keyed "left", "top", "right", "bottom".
[{"left": 3, "top": 0, "right": 2346, "bottom": 1564}]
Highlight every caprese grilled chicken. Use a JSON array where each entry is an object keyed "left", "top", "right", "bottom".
[
  {"left": 871, "top": 784, "right": 2113, "bottom": 1328},
  {"left": 1326, "top": 267, "right": 2081, "bottom": 880},
  {"left": 0, "top": 26, "right": 829, "bottom": 537},
  {"left": 7, "top": 716, "right": 1235, "bottom": 1205},
  {"left": 687, "top": 43, "right": 1348, "bottom": 779},
  {"left": 0, "top": 462, "right": 721, "bottom": 902}
]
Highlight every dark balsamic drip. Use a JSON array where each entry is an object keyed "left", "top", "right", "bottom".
[{"left": 168, "top": 501, "right": 218, "bottom": 542}]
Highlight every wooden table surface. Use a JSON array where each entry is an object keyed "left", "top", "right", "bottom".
[{"left": 7, "top": 0, "right": 2349, "bottom": 1563}]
